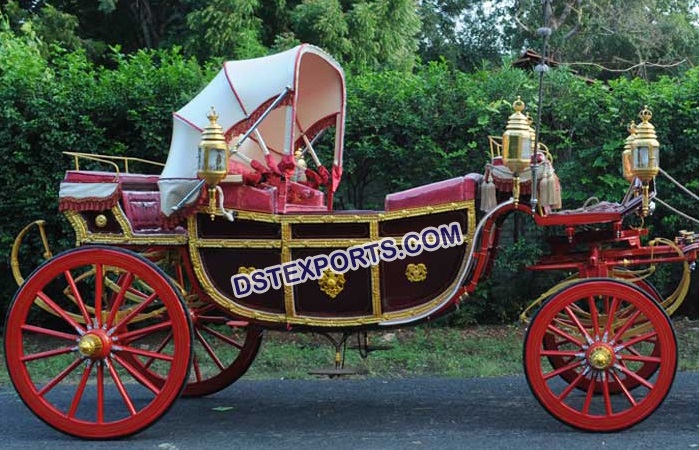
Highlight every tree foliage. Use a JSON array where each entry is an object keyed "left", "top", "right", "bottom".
[
  {"left": 512, "top": 0, "right": 699, "bottom": 79},
  {"left": 419, "top": 0, "right": 515, "bottom": 70}
]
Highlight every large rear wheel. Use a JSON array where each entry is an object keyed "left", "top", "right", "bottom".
[{"left": 4, "top": 246, "right": 192, "bottom": 439}]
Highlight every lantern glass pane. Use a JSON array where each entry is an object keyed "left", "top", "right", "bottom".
[
  {"left": 506, "top": 134, "right": 522, "bottom": 159},
  {"left": 634, "top": 146, "right": 650, "bottom": 169},
  {"left": 207, "top": 148, "right": 224, "bottom": 172},
  {"left": 198, "top": 147, "right": 206, "bottom": 172},
  {"left": 521, "top": 136, "right": 532, "bottom": 159},
  {"left": 652, "top": 147, "right": 659, "bottom": 167}
]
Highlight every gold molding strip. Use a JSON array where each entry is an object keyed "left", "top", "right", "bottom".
[
  {"left": 196, "top": 239, "right": 281, "bottom": 249},
  {"left": 202, "top": 200, "right": 474, "bottom": 224},
  {"left": 65, "top": 206, "right": 187, "bottom": 247}
]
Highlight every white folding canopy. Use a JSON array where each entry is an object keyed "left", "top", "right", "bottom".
[{"left": 159, "top": 44, "right": 346, "bottom": 216}]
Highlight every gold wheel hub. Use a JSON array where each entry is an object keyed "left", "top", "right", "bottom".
[
  {"left": 78, "top": 333, "right": 106, "bottom": 359},
  {"left": 587, "top": 344, "right": 615, "bottom": 370}
]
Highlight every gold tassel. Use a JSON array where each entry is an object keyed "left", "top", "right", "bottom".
[
  {"left": 550, "top": 173, "right": 562, "bottom": 209},
  {"left": 539, "top": 169, "right": 550, "bottom": 208},
  {"left": 480, "top": 170, "right": 498, "bottom": 212}
]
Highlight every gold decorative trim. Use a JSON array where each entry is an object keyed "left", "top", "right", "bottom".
[
  {"left": 237, "top": 266, "right": 256, "bottom": 275},
  {"left": 94, "top": 214, "right": 108, "bottom": 228},
  {"left": 369, "top": 221, "right": 382, "bottom": 316},
  {"left": 287, "top": 239, "right": 371, "bottom": 248},
  {"left": 197, "top": 239, "right": 281, "bottom": 249},
  {"left": 405, "top": 263, "right": 428, "bottom": 282},
  {"left": 203, "top": 200, "right": 474, "bottom": 224},
  {"left": 282, "top": 245, "right": 295, "bottom": 319},
  {"left": 318, "top": 269, "right": 346, "bottom": 299},
  {"left": 64, "top": 206, "right": 187, "bottom": 246}
]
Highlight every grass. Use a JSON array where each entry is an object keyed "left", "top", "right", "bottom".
[
  {"left": 1, "top": 319, "right": 697, "bottom": 384},
  {"left": 246, "top": 325, "right": 525, "bottom": 380}
]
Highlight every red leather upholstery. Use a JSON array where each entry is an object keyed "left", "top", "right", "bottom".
[
  {"left": 286, "top": 181, "right": 325, "bottom": 208},
  {"left": 121, "top": 191, "right": 162, "bottom": 231},
  {"left": 219, "top": 183, "right": 278, "bottom": 214},
  {"left": 384, "top": 174, "right": 481, "bottom": 211}
]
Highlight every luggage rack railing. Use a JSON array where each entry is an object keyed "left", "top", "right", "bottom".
[{"left": 63, "top": 151, "right": 165, "bottom": 174}]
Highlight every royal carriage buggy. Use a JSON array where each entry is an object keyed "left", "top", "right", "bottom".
[{"left": 6, "top": 44, "right": 699, "bottom": 439}]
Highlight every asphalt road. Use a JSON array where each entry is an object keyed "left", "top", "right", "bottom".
[{"left": 1, "top": 373, "right": 698, "bottom": 450}]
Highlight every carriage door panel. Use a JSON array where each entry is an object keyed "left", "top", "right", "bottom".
[{"left": 379, "top": 209, "right": 470, "bottom": 313}]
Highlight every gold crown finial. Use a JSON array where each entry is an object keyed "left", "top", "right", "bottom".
[
  {"left": 627, "top": 121, "right": 637, "bottom": 134},
  {"left": 513, "top": 96, "right": 525, "bottom": 113},
  {"left": 207, "top": 106, "right": 219, "bottom": 124},
  {"left": 639, "top": 105, "right": 652, "bottom": 123}
]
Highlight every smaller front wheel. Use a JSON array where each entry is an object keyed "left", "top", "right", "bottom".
[{"left": 524, "top": 279, "right": 676, "bottom": 432}]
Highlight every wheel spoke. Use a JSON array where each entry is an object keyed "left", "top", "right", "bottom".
[
  {"left": 620, "top": 354, "right": 662, "bottom": 364},
  {"left": 618, "top": 330, "right": 658, "bottom": 350},
  {"left": 106, "top": 360, "right": 137, "bottom": 416},
  {"left": 21, "top": 346, "right": 75, "bottom": 362},
  {"left": 105, "top": 272, "right": 134, "bottom": 328},
  {"left": 612, "top": 308, "right": 643, "bottom": 343},
  {"left": 117, "top": 345, "right": 175, "bottom": 362},
  {"left": 615, "top": 364, "right": 656, "bottom": 390},
  {"left": 611, "top": 370, "right": 637, "bottom": 407},
  {"left": 37, "top": 358, "right": 83, "bottom": 397},
  {"left": 97, "top": 362, "right": 105, "bottom": 424},
  {"left": 564, "top": 306, "right": 593, "bottom": 344},
  {"left": 139, "top": 331, "right": 173, "bottom": 370},
  {"left": 36, "top": 290, "right": 85, "bottom": 334},
  {"left": 540, "top": 349, "right": 580, "bottom": 358},
  {"left": 111, "top": 354, "right": 162, "bottom": 395},
  {"left": 69, "top": 361, "right": 94, "bottom": 418},
  {"left": 557, "top": 371, "right": 586, "bottom": 401},
  {"left": 582, "top": 373, "right": 597, "bottom": 415},
  {"left": 192, "top": 355, "right": 203, "bottom": 383},
  {"left": 200, "top": 324, "right": 244, "bottom": 349},
  {"left": 111, "top": 292, "right": 159, "bottom": 332},
  {"left": 543, "top": 359, "right": 583, "bottom": 381},
  {"left": 64, "top": 269, "right": 91, "bottom": 325},
  {"left": 21, "top": 324, "right": 78, "bottom": 341},
  {"left": 602, "top": 296, "right": 619, "bottom": 338},
  {"left": 546, "top": 324, "right": 583, "bottom": 347},
  {"left": 94, "top": 264, "right": 104, "bottom": 328},
  {"left": 117, "top": 320, "right": 173, "bottom": 343},
  {"left": 587, "top": 296, "right": 601, "bottom": 338},
  {"left": 195, "top": 328, "right": 226, "bottom": 371},
  {"left": 602, "top": 372, "right": 613, "bottom": 416}
]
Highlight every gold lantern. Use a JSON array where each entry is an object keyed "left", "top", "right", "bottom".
[
  {"left": 630, "top": 106, "right": 660, "bottom": 216},
  {"left": 502, "top": 97, "right": 533, "bottom": 205},
  {"left": 197, "top": 107, "right": 229, "bottom": 219},
  {"left": 621, "top": 121, "right": 636, "bottom": 183}
]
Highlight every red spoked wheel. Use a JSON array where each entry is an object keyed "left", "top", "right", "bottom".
[
  {"left": 125, "top": 302, "right": 263, "bottom": 397},
  {"left": 4, "top": 246, "right": 192, "bottom": 439},
  {"left": 524, "top": 278, "right": 676, "bottom": 432},
  {"left": 542, "top": 278, "right": 662, "bottom": 394}
]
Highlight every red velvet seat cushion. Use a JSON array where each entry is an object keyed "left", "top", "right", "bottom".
[
  {"left": 384, "top": 174, "right": 481, "bottom": 211},
  {"left": 121, "top": 191, "right": 162, "bottom": 230}
]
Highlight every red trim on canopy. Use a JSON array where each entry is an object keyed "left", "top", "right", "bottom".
[{"left": 173, "top": 113, "right": 203, "bottom": 132}]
